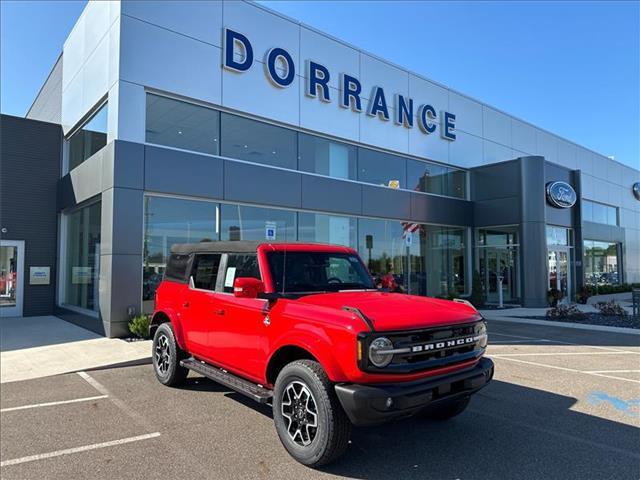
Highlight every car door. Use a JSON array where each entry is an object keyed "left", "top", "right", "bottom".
[
  {"left": 210, "top": 253, "right": 270, "bottom": 382},
  {"left": 182, "top": 253, "right": 223, "bottom": 361}
]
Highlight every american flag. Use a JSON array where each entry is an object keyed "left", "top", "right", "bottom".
[{"left": 401, "top": 221, "right": 421, "bottom": 238}]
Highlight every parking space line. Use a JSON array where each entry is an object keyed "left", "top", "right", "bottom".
[
  {"left": 584, "top": 370, "right": 640, "bottom": 374},
  {"left": 0, "top": 432, "right": 161, "bottom": 467},
  {"left": 491, "top": 352, "right": 639, "bottom": 357},
  {"left": 492, "top": 356, "right": 640, "bottom": 384},
  {"left": 1, "top": 395, "right": 107, "bottom": 413},
  {"left": 489, "top": 332, "right": 635, "bottom": 353}
]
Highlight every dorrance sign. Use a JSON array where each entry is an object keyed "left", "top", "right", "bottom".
[
  {"left": 546, "top": 181, "right": 577, "bottom": 209},
  {"left": 222, "top": 28, "right": 457, "bottom": 141}
]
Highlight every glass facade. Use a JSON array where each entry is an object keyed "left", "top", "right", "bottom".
[
  {"left": 141, "top": 195, "right": 470, "bottom": 311},
  {"left": 68, "top": 103, "right": 108, "bottom": 171},
  {"left": 584, "top": 240, "right": 620, "bottom": 285},
  {"left": 582, "top": 199, "right": 618, "bottom": 226},
  {"left": 144, "top": 93, "right": 467, "bottom": 200},
  {"left": 476, "top": 227, "right": 520, "bottom": 304},
  {"left": 62, "top": 202, "right": 101, "bottom": 312},
  {"left": 146, "top": 94, "right": 220, "bottom": 155}
]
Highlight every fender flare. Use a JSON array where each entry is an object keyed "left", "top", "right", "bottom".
[{"left": 151, "top": 308, "right": 186, "bottom": 350}]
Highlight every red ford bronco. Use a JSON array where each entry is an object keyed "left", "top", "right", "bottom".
[{"left": 150, "top": 241, "right": 493, "bottom": 467}]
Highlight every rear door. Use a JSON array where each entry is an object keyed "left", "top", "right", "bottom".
[
  {"left": 183, "top": 253, "right": 223, "bottom": 360},
  {"left": 210, "top": 253, "right": 270, "bottom": 382}
]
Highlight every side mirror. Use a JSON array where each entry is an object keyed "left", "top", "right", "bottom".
[{"left": 233, "top": 277, "right": 265, "bottom": 298}]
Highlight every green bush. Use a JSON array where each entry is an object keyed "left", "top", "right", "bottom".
[
  {"left": 128, "top": 314, "right": 151, "bottom": 339},
  {"left": 470, "top": 270, "right": 485, "bottom": 308}
]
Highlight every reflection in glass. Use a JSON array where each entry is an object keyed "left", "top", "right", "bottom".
[
  {"left": 68, "top": 104, "right": 108, "bottom": 171},
  {"left": 298, "top": 134, "right": 356, "bottom": 180},
  {"left": 63, "top": 202, "right": 101, "bottom": 311},
  {"left": 220, "top": 204, "right": 296, "bottom": 242},
  {"left": 407, "top": 160, "right": 466, "bottom": 199},
  {"left": 476, "top": 227, "right": 520, "bottom": 303},
  {"left": 582, "top": 200, "right": 618, "bottom": 226},
  {"left": 143, "top": 196, "right": 218, "bottom": 313},
  {"left": 221, "top": 114, "right": 297, "bottom": 169},
  {"left": 584, "top": 240, "right": 619, "bottom": 285},
  {"left": 298, "top": 212, "right": 356, "bottom": 248},
  {"left": 146, "top": 94, "right": 220, "bottom": 155},
  {"left": 358, "top": 148, "right": 406, "bottom": 188},
  {"left": 0, "top": 247, "right": 17, "bottom": 307}
]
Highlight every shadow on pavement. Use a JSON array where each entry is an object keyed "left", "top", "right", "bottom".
[{"left": 0, "top": 315, "right": 100, "bottom": 352}]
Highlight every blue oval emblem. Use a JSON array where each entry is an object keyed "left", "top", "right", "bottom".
[
  {"left": 546, "top": 181, "right": 576, "bottom": 209},
  {"left": 633, "top": 182, "right": 640, "bottom": 201}
]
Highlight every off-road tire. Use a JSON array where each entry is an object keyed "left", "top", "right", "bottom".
[
  {"left": 425, "top": 396, "right": 470, "bottom": 420},
  {"left": 152, "top": 322, "right": 188, "bottom": 387},
  {"left": 273, "top": 360, "right": 351, "bottom": 467}
]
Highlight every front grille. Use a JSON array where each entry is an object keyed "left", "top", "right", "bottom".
[{"left": 359, "top": 321, "right": 487, "bottom": 374}]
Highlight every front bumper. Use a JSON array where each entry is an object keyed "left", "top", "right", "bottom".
[{"left": 334, "top": 357, "right": 494, "bottom": 426}]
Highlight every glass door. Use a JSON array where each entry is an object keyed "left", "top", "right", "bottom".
[
  {"left": 548, "top": 248, "right": 571, "bottom": 304},
  {"left": 0, "top": 240, "right": 24, "bottom": 317}
]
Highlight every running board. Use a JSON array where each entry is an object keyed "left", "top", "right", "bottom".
[{"left": 180, "top": 358, "right": 273, "bottom": 404}]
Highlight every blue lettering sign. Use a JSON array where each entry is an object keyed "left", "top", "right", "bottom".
[
  {"left": 441, "top": 112, "right": 456, "bottom": 140},
  {"left": 223, "top": 29, "right": 253, "bottom": 72},
  {"left": 306, "top": 61, "right": 330, "bottom": 102},
  {"left": 340, "top": 74, "right": 362, "bottom": 111},
  {"left": 265, "top": 47, "right": 295, "bottom": 87},
  {"left": 418, "top": 105, "right": 437, "bottom": 134},
  {"left": 367, "top": 86, "right": 390, "bottom": 121},
  {"left": 395, "top": 94, "right": 413, "bottom": 128}
]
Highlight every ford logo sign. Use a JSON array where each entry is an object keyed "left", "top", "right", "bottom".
[
  {"left": 633, "top": 182, "right": 640, "bottom": 201},
  {"left": 546, "top": 181, "right": 577, "bottom": 208}
]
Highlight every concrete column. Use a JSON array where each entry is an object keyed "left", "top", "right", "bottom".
[{"left": 519, "top": 156, "right": 549, "bottom": 307}]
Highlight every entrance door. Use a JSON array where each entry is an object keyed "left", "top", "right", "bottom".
[
  {"left": 481, "top": 247, "right": 518, "bottom": 304},
  {"left": 0, "top": 240, "right": 24, "bottom": 317},
  {"left": 548, "top": 248, "right": 571, "bottom": 304}
]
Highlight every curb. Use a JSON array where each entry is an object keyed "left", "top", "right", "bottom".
[{"left": 484, "top": 315, "right": 640, "bottom": 335}]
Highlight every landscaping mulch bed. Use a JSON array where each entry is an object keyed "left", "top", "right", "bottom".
[{"left": 516, "top": 313, "right": 640, "bottom": 330}]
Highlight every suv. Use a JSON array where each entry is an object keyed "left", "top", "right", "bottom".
[{"left": 150, "top": 241, "right": 493, "bottom": 467}]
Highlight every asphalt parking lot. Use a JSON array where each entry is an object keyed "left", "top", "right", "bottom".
[{"left": 1, "top": 320, "right": 639, "bottom": 480}]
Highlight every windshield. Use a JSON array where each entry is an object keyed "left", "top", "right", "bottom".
[{"left": 267, "top": 251, "right": 376, "bottom": 293}]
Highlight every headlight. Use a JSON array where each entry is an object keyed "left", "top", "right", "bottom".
[
  {"left": 369, "top": 337, "right": 394, "bottom": 368},
  {"left": 478, "top": 321, "right": 488, "bottom": 348}
]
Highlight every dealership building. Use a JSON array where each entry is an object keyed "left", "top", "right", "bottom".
[{"left": 1, "top": 0, "right": 638, "bottom": 336}]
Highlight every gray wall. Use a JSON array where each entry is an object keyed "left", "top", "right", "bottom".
[
  {"left": 25, "top": 55, "right": 63, "bottom": 124},
  {"left": 0, "top": 115, "right": 62, "bottom": 316}
]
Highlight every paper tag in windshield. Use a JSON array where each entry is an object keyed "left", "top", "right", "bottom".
[{"left": 224, "top": 267, "right": 237, "bottom": 287}]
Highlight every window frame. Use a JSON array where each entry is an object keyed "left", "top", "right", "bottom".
[{"left": 64, "top": 100, "right": 109, "bottom": 174}]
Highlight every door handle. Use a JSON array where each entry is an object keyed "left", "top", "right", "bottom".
[
  {"left": 182, "top": 301, "right": 190, "bottom": 308},
  {"left": 213, "top": 308, "right": 225, "bottom": 316}
]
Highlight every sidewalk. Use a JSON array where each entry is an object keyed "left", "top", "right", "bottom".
[{"left": 0, "top": 315, "right": 151, "bottom": 383}]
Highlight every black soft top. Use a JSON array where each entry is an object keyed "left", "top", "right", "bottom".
[{"left": 170, "top": 241, "right": 263, "bottom": 255}]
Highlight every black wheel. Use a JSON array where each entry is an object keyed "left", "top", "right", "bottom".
[
  {"left": 273, "top": 360, "right": 351, "bottom": 467},
  {"left": 152, "top": 322, "right": 188, "bottom": 387},
  {"left": 424, "top": 396, "right": 470, "bottom": 420}
]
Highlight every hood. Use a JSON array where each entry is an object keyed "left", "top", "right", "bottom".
[{"left": 296, "top": 291, "right": 481, "bottom": 332}]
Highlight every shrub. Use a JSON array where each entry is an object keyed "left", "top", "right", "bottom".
[
  {"left": 546, "top": 304, "right": 587, "bottom": 320},
  {"left": 547, "top": 288, "right": 563, "bottom": 307},
  {"left": 470, "top": 270, "right": 485, "bottom": 308},
  {"left": 594, "top": 300, "right": 627, "bottom": 317},
  {"left": 128, "top": 314, "right": 151, "bottom": 339},
  {"left": 577, "top": 285, "right": 597, "bottom": 304}
]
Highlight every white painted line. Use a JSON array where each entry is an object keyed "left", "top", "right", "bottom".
[
  {"left": 0, "top": 432, "right": 161, "bottom": 467},
  {"left": 492, "top": 356, "right": 640, "bottom": 384},
  {"left": 584, "top": 370, "right": 640, "bottom": 374},
  {"left": 1, "top": 395, "right": 107, "bottom": 413},
  {"left": 490, "top": 340, "right": 553, "bottom": 344},
  {"left": 490, "top": 351, "right": 639, "bottom": 357}
]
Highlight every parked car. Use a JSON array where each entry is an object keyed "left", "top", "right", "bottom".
[{"left": 150, "top": 241, "right": 493, "bottom": 467}]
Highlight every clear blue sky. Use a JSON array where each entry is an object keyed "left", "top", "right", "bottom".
[{"left": 1, "top": 1, "right": 638, "bottom": 169}]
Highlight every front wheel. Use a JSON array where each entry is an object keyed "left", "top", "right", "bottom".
[
  {"left": 152, "top": 322, "right": 188, "bottom": 387},
  {"left": 273, "top": 360, "right": 351, "bottom": 467}
]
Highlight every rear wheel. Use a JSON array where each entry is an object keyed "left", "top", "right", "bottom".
[
  {"left": 424, "top": 396, "right": 470, "bottom": 420},
  {"left": 152, "top": 322, "right": 188, "bottom": 387},
  {"left": 273, "top": 360, "right": 351, "bottom": 467}
]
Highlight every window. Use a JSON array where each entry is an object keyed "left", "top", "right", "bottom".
[
  {"left": 191, "top": 254, "right": 221, "bottom": 291},
  {"left": 298, "top": 212, "right": 357, "bottom": 249},
  {"left": 298, "top": 133, "right": 356, "bottom": 180},
  {"left": 357, "top": 148, "right": 406, "bottom": 188},
  {"left": 584, "top": 240, "right": 620, "bottom": 285},
  {"left": 221, "top": 113, "right": 297, "bottom": 169},
  {"left": 546, "top": 226, "right": 570, "bottom": 246},
  {"left": 476, "top": 227, "right": 520, "bottom": 304},
  {"left": 146, "top": 94, "right": 220, "bottom": 155},
  {"left": 68, "top": 103, "right": 108, "bottom": 171},
  {"left": 62, "top": 202, "right": 101, "bottom": 312},
  {"left": 220, "top": 204, "right": 296, "bottom": 242},
  {"left": 582, "top": 200, "right": 618, "bottom": 226},
  {"left": 223, "top": 254, "right": 261, "bottom": 293},
  {"left": 143, "top": 196, "right": 218, "bottom": 313},
  {"left": 406, "top": 160, "right": 466, "bottom": 198},
  {"left": 165, "top": 254, "right": 190, "bottom": 282}
]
